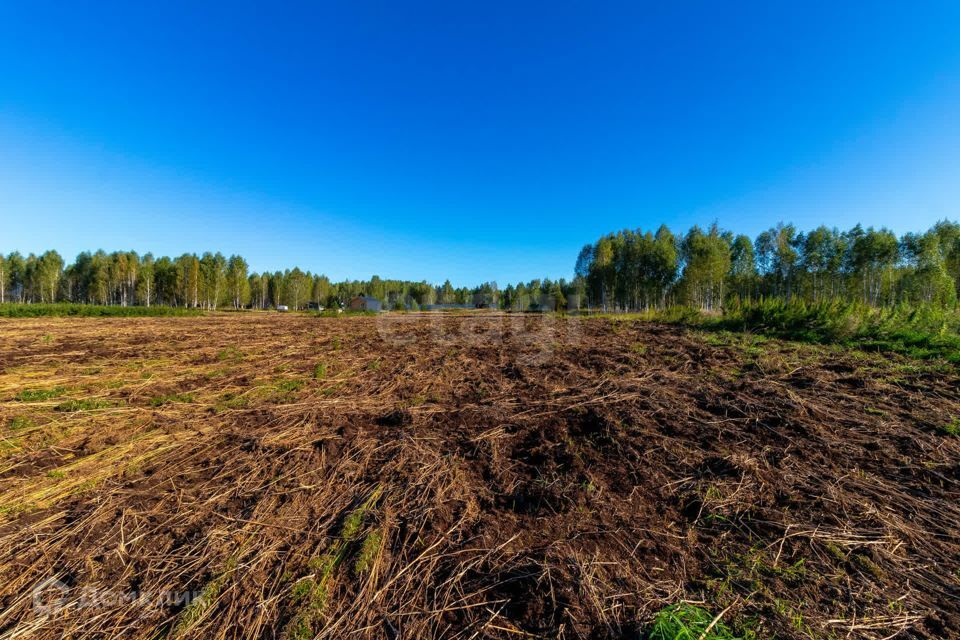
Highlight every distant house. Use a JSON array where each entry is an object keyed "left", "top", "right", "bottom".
[
  {"left": 276, "top": 305, "right": 289, "bottom": 312},
  {"left": 348, "top": 295, "right": 382, "bottom": 312}
]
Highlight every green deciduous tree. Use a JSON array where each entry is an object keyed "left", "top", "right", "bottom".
[{"left": 226, "top": 255, "right": 250, "bottom": 309}]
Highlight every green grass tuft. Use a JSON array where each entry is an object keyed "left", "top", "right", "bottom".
[
  {"left": 8, "top": 416, "right": 35, "bottom": 431},
  {"left": 15, "top": 386, "right": 66, "bottom": 402},
  {"left": 648, "top": 603, "right": 740, "bottom": 640},
  {"left": 216, "top": 347, "right": 244, "bottom": 361},
  {"left": 149, "top": 393, "right": 195, "bottom": 407},
  {"left": 214, "top": 393, "right": 249, "bottom": 412},
  {"left": 55, "top": 398, "right": 115, "bottom": 412},
  {"left": 354, "top": 529, "right": 384, "bottom": 576},
  {"left": 275, "top": 379, "right": 306, "bottom": 393},
  {"left": 941, "top": 418, "right": 960, "bottom": 436}
]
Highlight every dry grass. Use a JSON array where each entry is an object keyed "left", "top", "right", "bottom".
[{"left": 0, "top": 313, "right": 958, "bottom": 639}]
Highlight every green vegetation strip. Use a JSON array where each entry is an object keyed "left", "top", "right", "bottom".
[
  {"left": 285, "top": 486, "right": 383, "bottom": 640},
  {"left": 15, "top": 386, "right": 66, "bottom": 402},
  {"left": 169, "top": 555, "right": 239, "bottom": 637},
  {"left": 0, "top": 303, "right": 202, "bottom": 317},
  {"left": 624, "top": 299, "right": 960, "bottom": 364}
]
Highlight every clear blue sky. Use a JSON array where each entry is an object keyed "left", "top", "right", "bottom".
[{"left": 2, "top": 1, "right": 959, "bottom": 286}]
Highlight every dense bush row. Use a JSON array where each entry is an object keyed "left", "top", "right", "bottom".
[
  {"left": 0, "top": 303, "right": 203, "bottom": 318},
  {"left": 629, "top": 298, "right": 960, "bottom": 364}
]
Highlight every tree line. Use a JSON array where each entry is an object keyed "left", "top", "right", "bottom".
[
  {"left": 575, "top": 220, "right": 960, "bottom": 311},
  {"left": 2, "top": 220, "right": 957, "bottom": 312},
  {"left": 0, "top": 249, "right": 576, "bottom": 311}
]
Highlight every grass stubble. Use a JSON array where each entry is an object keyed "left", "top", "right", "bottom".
[{"left": 0, "top": 312, "right": 957, "bottom": 639}]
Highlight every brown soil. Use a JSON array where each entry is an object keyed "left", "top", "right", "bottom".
[{"left": 0, "top": 313, "right": 957, "bottom": 639}]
